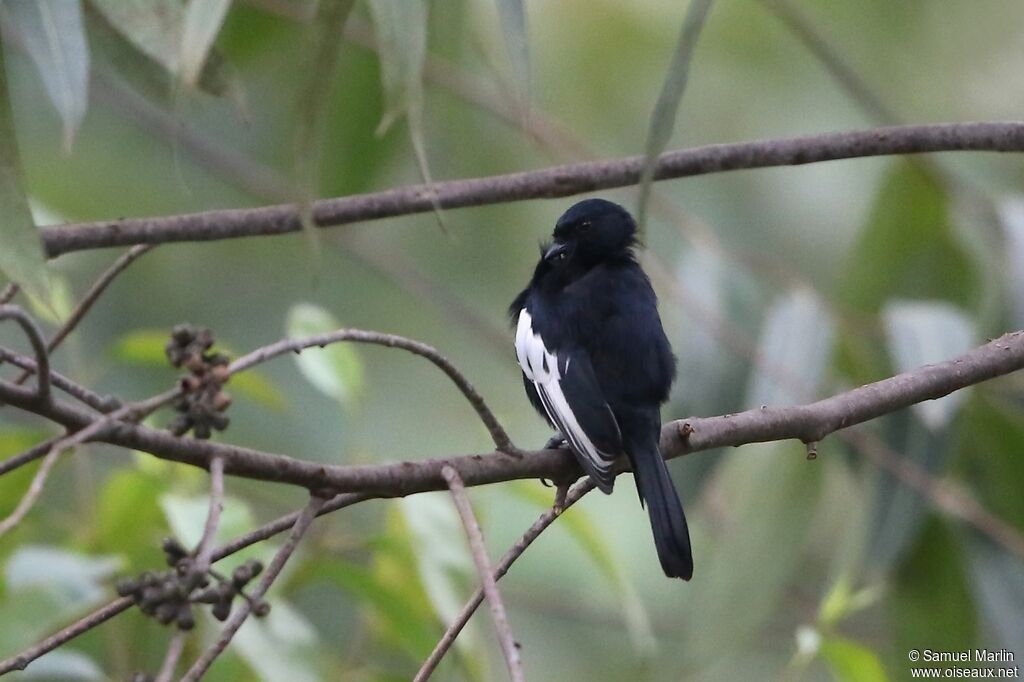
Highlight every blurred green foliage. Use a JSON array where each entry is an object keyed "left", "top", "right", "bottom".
[{"left": 0, "top": 1, "right": 1023, "bottom": 680}]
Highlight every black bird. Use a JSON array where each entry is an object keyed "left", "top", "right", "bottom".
[{"left": 509, "top": 198, "right": 693, "bottom": 580}]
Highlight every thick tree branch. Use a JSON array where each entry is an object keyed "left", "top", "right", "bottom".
[
  {"left": 40, "top": 122, "right": 1024, "bottom": 257},
  {"left": 0, "top": 331, "right": 1021, "bottom": 500}
]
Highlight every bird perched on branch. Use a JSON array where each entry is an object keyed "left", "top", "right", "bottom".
[{"left": 510, "top": 198, "right": 693, "bottom": 580}]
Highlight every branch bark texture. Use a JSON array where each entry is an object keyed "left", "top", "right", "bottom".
[
  {"left": 40, "top": 122, "right": 1024, "bottom": 257},
  {"left": 0, "top": 331, "right": 1020, "bottom": 499}
]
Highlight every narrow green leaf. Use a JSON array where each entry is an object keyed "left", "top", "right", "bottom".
[
  {"left": 179, "top": 0, "right": 233, "bottom": 87},
  {"left": 0, "top": 0, "right": 89, "bottom": 152},
  {"left": 90, "top": 0, "right": 184, "bottom": 73},
  {"left": 864, "top": 414, "right": 955, "bottom": 574},
  {"left": 964, "top": 534, "right": 1024, "bottom": 652},
  {"left": 366, "top": 0, "right": 447, "bottom": 232},
  {"left": 636, "top": 0, "right": 714, "bottom": 232},
  {"left": 493, "top": 0, "right": 530, "bottom": 107},
  {"left": 882, "top": 300, "right": 975, "bottom": 430},
  {"left": 685, "top": 445, "right": 822, "bottom": 659},
  {"left": 232, "top": 601, "right": 320, "bottom": 682},
  {"left": 367, "top": 0, "right": 426, "bottom": 135},
  {"left": 286, "top": 303, "right": 365, "bottom": 406},
  {"left": 0, "top": 44, "right": 50, "bottom": 302},
  {"left": 821, "top": 637, "right": 889, "bottom": 682},
  {"left": 292, "top": 0, "right": 357, "bottom": 269},
  {"left": 996, "top": 197, "right": 1024, "bottom": 327},
  {"left": 15, "top": 649, "right": 104, "bottom": 681},
  {"left": 745, "top": 288, "right": 834, "bottom": 408},
  {"left": 842, "top": 162, "right": 978, "bottom": 314},
  {"left": 109, "top": 328, "right": 169, "bottom": 365},
  {"left": 510, "top": 481, "right": 655, "bottom": 654}
]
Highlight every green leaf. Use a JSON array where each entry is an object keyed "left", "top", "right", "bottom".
[
  {"left": 286, "top": 303, "right": 365, "bottom": 406},
  {"left": 16, "top": 649, "right": 104, "bottom": 681},
  {"left": 396, "top": 493, "right": 476, "bottom": 651},
  {"left": 636, "top": 0, "right": 714, "bottom": 231},
  {"left": 0, "top": 44, "right": 50, "bottom": 302},
  {"left": 5, "top": 546, "right": 121, "bottom": 608},
  {"left": 684, "top": 444, "right": 822, "bottom": 660},
  {"left": 892, "top": 519, "right": 977, "bottom": 668},
  {"left": 882, "top": 300, "right": 975, "bottom": 430},
  {"left": 821, "top": 637, "right": 889, "bottom": 682},
  {"left": 842, "top": 162, "right": 978, "bottom": 314},
  {"left": 308, "top": 556, "right": 440, "bottom": 662},
  {"left": 229, "top": 371, "right": 287, "bottom": 412},
  {"left": 745, "top": 288, "right": 834, "bottom": 408},
  {"left": 964, "top": 534, "right": 1024, "bottom": 652},
  {"left": 90, "top": 0, "right": 185, "bottom": 74},
  {"left": 109, "top": 328, "right": 168, "bottom": 365},
  {"left": 493, "top": 0, "right": 530, "bottom": 105},
  {"left": 366, "top": 0, "right": 445, "bottom": 232},
  {"left": 863, "top": 414, "right": 955, "bottom": 574},
  {"left": 232, "top": 600, "right": 321, "bottom": 682},
  {"left": 0, "top": 0, "right": 89, "bottom": 152},
  {"left": 997, "top": 197, "right": 1024, "bottom": 327},
  {"left": 179, "top": 0, "right": 233, "bottom": 87},
  {"left": 366, "top": 0, "right": 427, "bottom": 136},
  {"left": 509, "top": 481, "right": 655, "bottom": 653},
  {"left": 291, "top": 0, "right": 357, "bottom": 267}
]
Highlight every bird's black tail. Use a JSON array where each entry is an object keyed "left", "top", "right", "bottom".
[{"left": 632, "top": 446, "right": 693, "bottom": 580}]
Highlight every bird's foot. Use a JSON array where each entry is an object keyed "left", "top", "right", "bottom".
[
  {"left": 544, "top": 432, "right": 569, "bottom": 450},
  {"left": 552, "top": 482, "right": 570, "bottom": 514}
]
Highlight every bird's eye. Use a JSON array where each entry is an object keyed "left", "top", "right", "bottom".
[
  {"left": 579, "top": 220, "right": 592, "bottom": 231},
  {"left": 554, "top": 252, "right": 567, "bottom": 262}
]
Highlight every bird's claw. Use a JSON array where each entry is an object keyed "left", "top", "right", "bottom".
[{"left": 544, "top": 433, "right": 569, "bottom": 450}]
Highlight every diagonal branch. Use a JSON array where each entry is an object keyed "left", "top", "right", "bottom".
[
  {"left": 179, "top": 493, "right": 327, "bottom": 681},
  {"left": 40, "top": 122, "right": 1024, "bottom": 257},
  {"left": 11, "top": 244, "right": 154, "bottom": 385},
  {"left": 441, "top": 466, "right": 524, "bottom": 682},
  {"left": 415, "top": 479, "right": 596, "bottom": 681}
]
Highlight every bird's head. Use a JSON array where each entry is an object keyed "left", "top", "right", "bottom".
[{"left": 541, "top": 199, "right": 638, "bottom": 273}]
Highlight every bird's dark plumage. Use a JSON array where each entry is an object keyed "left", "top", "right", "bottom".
[{"left": 510, "top": 198, "right": 693, "bottom": 580}]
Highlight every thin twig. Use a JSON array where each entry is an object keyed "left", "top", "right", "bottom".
[
  {"left": 180, "top": 493, "right": 327, "bottom": 681},
  {"left": 230, "top": 328, "right": 516, "bottom": 453},
  {"left": 210, "top": 491, "right": 373, "bottom": 561},
  {"left": 441, "top": 466, "right": 524, "bottom": 682},
  {"left": 3, "top": 492, "right": 374, "bottom": 675},
  {"left": 0, "top": 388, "right": 179, "bottom": 537},
  {"left": 0, "top": 282, "right": 17, "bottom": 304},
  {"left": 0, "top": 345, "right": 115, "bottom": 414},
  {"left": 0, "top": 597, "right": 135, "bottom": 674},
  {"left": 40, "top": 122, "right": 1024, "bottom": 257},
  {"left": 0, "top": 305, "right": 50, "bottom": 404},
  {"left": 415, "top": 479, "right": 595, "bottom": 681},
  {"left": 12, "top": 245, "right": 155, "bottom": 385},
  {"left": 194, "top": 455, "right": 225, "bottom": 572},
  {"left": 0, "top": 445, "right": 62, "bottom": 536},
  {"left": 154, "top": 632, "right": 186, "bottom": 682}
]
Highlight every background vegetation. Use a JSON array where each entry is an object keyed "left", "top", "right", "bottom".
[{"left": 1, "top": 0, "right": 1023, "bottom": 680}]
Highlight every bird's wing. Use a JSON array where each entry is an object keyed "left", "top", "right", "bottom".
[{"left": 515, "top": 309, "right": 621, "bottom": 492}]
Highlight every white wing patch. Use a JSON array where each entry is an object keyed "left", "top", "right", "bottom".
[{"left": 514, "top": 309, "right": 613, "bottom": 476}]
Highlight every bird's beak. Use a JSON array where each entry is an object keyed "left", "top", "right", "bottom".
[{"left": 544, "top": 241, "right": 570, "bottom": 262}]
